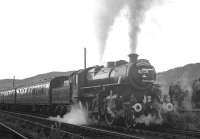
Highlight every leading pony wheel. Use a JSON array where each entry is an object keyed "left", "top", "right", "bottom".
[
  {"left": 105, "top": 110, "right": 116, "bottom": 126},
  {"left": 104, "top": 97, "right": 116, "bottom": 126},
  {"left": 124, "top": 109, "right": 134, "bottom": 128}
]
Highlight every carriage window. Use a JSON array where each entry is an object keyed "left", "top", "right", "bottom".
[
  {"left": 34, "top": 88, "right": 38, "bottom": 95},
  {"left": 27, "top": 88, "right": 30, "bottom": 93},
  {"left": 40, "top": 88, "right": 44, "bottom": 94},
  {"left": 64, "top": 80, "right": 69, "bottom": 86},
  {"left": 28, "top": 88, "right": 32, "bottom": 93},
  {"left": 45, "top": 84, "right": 49, "bottom": 88},
  {"left": 32, "top": 89, "right": 35, "bottom": 95},
  {"left": 52, "top": 79, "right": 65, "bottom": 88},
  {"left": 35, "top": 89, "right": 39, "bottom": 95},
  {"left": 24, "top": 88, "right": 27, "bottom": 93}
]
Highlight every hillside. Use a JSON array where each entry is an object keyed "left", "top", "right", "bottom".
[
  {"left": 157, "top": 63, "right": 200, "bottom": 94},
  {"left": 0, "top": 71, "right": 73, "bottom": 90},
  {"left": 1, "top": 63, "right": 200, "bottom": 92},
  {"left": 0, "top": 79, "right": 21, "bottom": 90}
]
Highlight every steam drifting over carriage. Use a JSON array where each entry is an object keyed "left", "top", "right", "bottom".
[{"left": 0, "top": 53, "right": 173, "bottom": 127}]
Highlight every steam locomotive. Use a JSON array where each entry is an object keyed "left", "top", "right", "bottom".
[{"left": 0, "top": 53, "right": 173, "bottom": 127}]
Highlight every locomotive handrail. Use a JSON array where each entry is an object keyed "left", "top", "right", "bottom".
[{"left": 80, "top": 83, "right": 128, "bottom": 89}]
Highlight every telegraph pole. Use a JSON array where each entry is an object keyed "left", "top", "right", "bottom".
[
  {"left": 84, "top": 47, "right": 86, "bottom": 70},
  {"left": 84, "top": 48, "right": 87, "bottom": 86},
  {"left": 13, "top": 76, "right": 16, "bottom": 104},
  {"left": 13, "top": 76, "right": 15, "bottom": 89}
]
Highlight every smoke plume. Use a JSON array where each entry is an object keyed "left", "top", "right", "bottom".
[
  {"left": 49, "top": 102, "right": 89, "bottom": 125},
  {"left": 95, "top": 0, "right": 156, "bottom": 60},
  {"left": 178, "top": 72, "right": 193, "bottom": 110},
  {"left": 127, "top": 0, "right": 154, "bottom": 53}
]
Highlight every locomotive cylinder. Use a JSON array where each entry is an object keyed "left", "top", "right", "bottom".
[{"left": 128, "top": 53, "right": 138, "bottom": 63}]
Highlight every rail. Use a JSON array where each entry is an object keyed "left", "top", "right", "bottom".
[
  {"left": 0, "top": 122, "right": 28, "bottom": 139},
  {"left": 1, "top": 110, "right": 200, "bottom": 138},
  {"left": 0, "top": 110, "right": 144, "bottom": 139}
]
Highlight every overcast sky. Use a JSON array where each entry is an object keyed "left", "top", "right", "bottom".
[{"left": 0, "top": 0, "right": 200, "bottom": 79}]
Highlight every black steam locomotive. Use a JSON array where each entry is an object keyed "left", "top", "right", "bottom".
[{"left": 0, "top": 53, "right": 172, "bottom": 127}]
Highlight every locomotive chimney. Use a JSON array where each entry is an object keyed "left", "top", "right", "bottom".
[
  {"left": 107, "top": 61, "right": 115, "bottom": 68},
  {"left": 128, "top": 53, "right": 138, "bottom": 63}
]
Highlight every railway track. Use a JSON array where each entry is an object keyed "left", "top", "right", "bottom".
[
  {"left": 96, "top": 124, "right": 200, "bottom": 139},
  {"left": 0, "top": 110, "right": 199, "bottom": 139},
  {"left": 0, "top": 110, "right": 144, "bottom": 139},
  {"left": 129, "top": 125, "right": 200, "bottom": 139},
  {"left": 0, "top": 122, "right": 28, "bottom": 139}
]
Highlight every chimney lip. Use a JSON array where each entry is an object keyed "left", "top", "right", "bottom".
[
  {"left": 107, "top": 61, "right": 115, "bottom": 68},
  {"left": 128, "top": 53, "right": 138, "bottom": 56},
  {"left": 128, "top": 53, "right": 138, "bottom": 63}
]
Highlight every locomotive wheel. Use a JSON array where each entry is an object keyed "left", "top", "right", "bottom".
[
  {"left": 91, "top": 100, "right": 101, "bottom": 124},
  {"left": 124, "top": 109, "right": 134, "bottom": 128},
  {"left": 91, "top": 112, "right": 100, "bottom": 124},
  {"left": 104, "top": 99, "right": 116, "bottom": 126},
  {"left": 105, "top": 110, "right": 115, "bottom": 126}
]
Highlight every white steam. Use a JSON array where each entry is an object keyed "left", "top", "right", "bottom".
[
  {"left": 49, "top": 102, "right": 89, "bottom": 125},
  {"left": 178, "top": 73, "right": 193, "bottom": 110},
  {"left": 135, "top": 113, "right": 163, "bottom": 126},
  {"left": 102, "top": 6, "right": 130, "bottom": 62},
  {"left": 95, "top": 0, "right": 159, "bottom": 60}
]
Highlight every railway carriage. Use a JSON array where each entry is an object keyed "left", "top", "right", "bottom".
[{"left": 16, "top": 83, "right": 50, "bottom": 105}]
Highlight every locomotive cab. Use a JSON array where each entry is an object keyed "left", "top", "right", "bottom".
[{"left": 51, "top": 76, "right": 71, "bottom": 104}]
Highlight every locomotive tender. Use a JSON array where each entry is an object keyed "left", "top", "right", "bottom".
[{"left": 0, "top": 53, "right": 171, "bottom": 126}]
